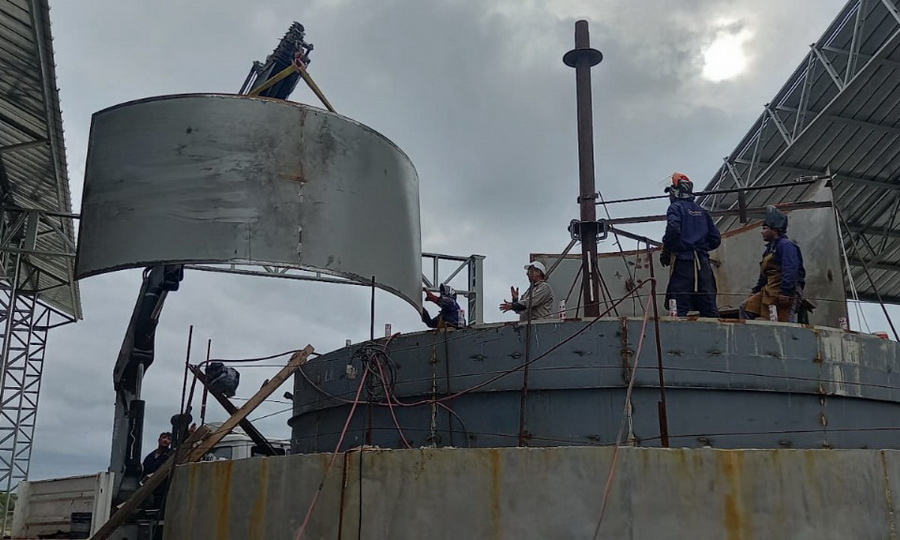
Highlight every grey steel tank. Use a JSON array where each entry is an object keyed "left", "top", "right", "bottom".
[{"left": 290, "top": 318, "right": 900, "bottom": 452}]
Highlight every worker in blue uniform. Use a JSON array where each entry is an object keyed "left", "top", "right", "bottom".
[
  {"left": 660, "top": 172, "right": 721, "bottom": 317},
  {"left": 422, "top": 284, "right": 463, "bottom": 328},
  {"left": 740, "top": 206, "right": 806, "bottom": 322}
]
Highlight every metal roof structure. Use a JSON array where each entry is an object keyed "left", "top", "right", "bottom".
[
  {"left": 0, "top": 0, "right": 79, "bottom": 319},
  {"left": 700, "top": 0, "right": 900, "bottom": 305},
  {"left": 0, "top": 0, "right": 79, "bottom": 519}
]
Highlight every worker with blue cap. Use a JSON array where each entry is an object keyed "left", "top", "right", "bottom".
[
  {"left": 660, "top": 172, "right": 721, "bottom": 317},
  {"left": 740, "top": 206, "right": 806, "bottom": 322}
]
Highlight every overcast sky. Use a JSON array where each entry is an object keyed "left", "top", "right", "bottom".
[{"left": 27, "top": 0, "right": 870, "bottom": 480}]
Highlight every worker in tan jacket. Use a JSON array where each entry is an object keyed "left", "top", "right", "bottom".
[{"left": 500, "top": 261, "right": 555, "bottom": 321}]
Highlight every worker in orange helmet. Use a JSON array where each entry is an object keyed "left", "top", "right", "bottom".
[{"left": 660, "top": 172, "right": 721, "bottom": 317}]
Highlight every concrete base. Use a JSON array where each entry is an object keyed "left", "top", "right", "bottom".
[{"left": 164, "top": 446, "right": 900, "bottom": 539}]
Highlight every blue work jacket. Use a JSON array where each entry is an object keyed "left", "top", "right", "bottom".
[
  {"left": 753, "top": 235, "right": 806, "bottom": 295},
  {"left": 663, "top": 199, "right": 721, "bottom": 260}
]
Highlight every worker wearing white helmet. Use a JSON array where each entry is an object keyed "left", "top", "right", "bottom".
[{"left": 499, "top": 260, "right": 555, "bottom": 321}]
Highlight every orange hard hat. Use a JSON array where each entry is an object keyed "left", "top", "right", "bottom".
[{"left": 671, "top": 172, "right": 690, "bottom": 186}]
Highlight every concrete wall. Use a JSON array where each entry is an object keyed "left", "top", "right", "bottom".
[{"left": 164, "top": 446, "right": 900, "bottom": 540}]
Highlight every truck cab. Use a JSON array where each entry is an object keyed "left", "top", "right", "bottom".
[{"left": 201, "top": 425, "right": 288, "bottom": 461}]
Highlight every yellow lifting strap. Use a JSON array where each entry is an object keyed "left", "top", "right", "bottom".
[{"left": 248, "top": 61, "right": 336, "bottom": 113}]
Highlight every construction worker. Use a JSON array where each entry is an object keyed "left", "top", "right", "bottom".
[
  {"left": 740, "top": 206, "right": 806, "bottom": 322},
  {"left": 660, "top": 172, "right": 721, "bottom": 317},
  {"left": 141, "top": 431, "right": 172, "bottom": 479},
  {"left": 422, "top": 284, "right": 463, "bottom": 328},
  {"left": 141, "top": 431, "right": 173, "bottom": 509},
  {"left": 499, "top": 261, "right": 555, "bottom": 321}
]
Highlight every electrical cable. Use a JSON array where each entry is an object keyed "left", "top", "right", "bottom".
[
  {"left": 595, "top": 189, "right": 636, "bottom": 283},
  {"left": 295, "top": 365, "right": 369, "bottom": 540},
  {"left": 376, "top": 354, "right": 411, "bottom": 449},
  {"left": 593, "top": 294, "right": 653, "bottom": 539},
  {"left": 209, "top": 348, "right": 313, "bottom": 363},
  {"left": 297, "top": 334, "right": 900, "bottom": 413}
]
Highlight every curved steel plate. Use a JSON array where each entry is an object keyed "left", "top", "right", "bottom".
[{"left": 76, "top": 94, "right": 421, "bottom": 308}]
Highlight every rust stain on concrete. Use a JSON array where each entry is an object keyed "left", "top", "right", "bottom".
[
  {"left": 213, "top": 461, "right": 235, "bottom": 540},
  {"left": 719, "top": 451, "right": 747, "bottom": 540},
  {"left": 490, "top": 448, "right": 502, "bottom": 539},
  {"left": 249, "top": 459, "right": 270, "bottom": 540}
]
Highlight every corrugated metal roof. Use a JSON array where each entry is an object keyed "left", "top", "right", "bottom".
[
  {"left": 701, "top": 0, "right": 900, "bottom": 305},
  {"left": 0, "top": 0, "right": 79, "bottom": 319}
]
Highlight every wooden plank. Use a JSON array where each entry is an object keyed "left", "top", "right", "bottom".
[
  {"left": 89, "top": 425, "right": 212, "bottom": 540},
  {"left": 188, "top": 364, "right": 278, "bottom": 456},
  {"left": 186, "top": 345, "right": 313, "bottom": 461},
  {"left": 90, "top": 345, "right": 314, "bottom": 539}
]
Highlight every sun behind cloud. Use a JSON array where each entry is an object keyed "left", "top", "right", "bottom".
[{"left": 702, "top": 22, "right": 752, "bottom": 82}]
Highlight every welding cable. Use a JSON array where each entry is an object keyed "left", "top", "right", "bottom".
[
  {"left": 593, "top": 293, "right": 654, "bottom": 539},
  {"left": 436, "top": 402, "right": 472, "bottom": 448},
  {"left": 297, "top": 333, "right": 900, "bottom": 417},
  {"left": 352, "top": 344, "right": 398, "bottom": 401},
  {"left": 418, "top": 280, "right": 654, "bottom": 406},
  {"left": 296, "top": 358, "right": 468, "bottom": 450},
  {"left": 297, "top": 281, "right": 653, "bottom": 410},
  {"left": 375, "top": 354, "right": 412, "bottom": 449},
  {"left": 378, "top": 289, "right": 645, "bottom": 355},
  {"left": 184, "top": 348, "right": 317, "bottom": 411},
  {"left": 299, "top": 399, "right": 900, "bottom": 450},
  {"left": 209, "top": 348, "right": 318, "bottom": 364},
  {"left": 247, "top": 406, "right": 293, "bottom": 423},
  {"left": 295, "top": 365, "right": 369, "bottom": 540},
  {"left": 595, "top": 189, "right": 636, "bottom": 284}
]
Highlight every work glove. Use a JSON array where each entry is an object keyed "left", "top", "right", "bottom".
[
  {"left": 423, "top": 288, "right": 439, "bottom": 303},
  {"left": 659, "top": 250, "right": 672, "bottom": 267}
]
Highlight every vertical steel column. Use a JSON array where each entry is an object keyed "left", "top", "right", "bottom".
[
  {"left": 467, "top": 255, "right": 484, "bottom": 324},
  {"left": 0, "top": 252, "right": 49, "bottom": 532},
  {"left": 564, "top": 21, "right": 603, "bottom": 317},
  {"left": 0, "top": 257, "right": 18, "bottom": 533},
  {"left": 0, "top": 293, "right": 47, "bottom": 533}
]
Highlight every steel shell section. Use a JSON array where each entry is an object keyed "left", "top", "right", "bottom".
[
  {"left": 293, "top": 319, "right": 900, "bottom": 452},
  {"left": 76, "top": 94, "right": 422, "bottom": 307}
]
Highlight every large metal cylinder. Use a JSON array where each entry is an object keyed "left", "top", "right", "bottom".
[
  {"left": 77, "top": 94, "right": 422, "bottom": 308},
  {"left": 291, "top": 318, "right": 900, "bottom": 451}
]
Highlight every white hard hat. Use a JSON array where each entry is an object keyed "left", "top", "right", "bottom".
[{"left": 524, "top": 261, "right": 546, "bottom": 274}]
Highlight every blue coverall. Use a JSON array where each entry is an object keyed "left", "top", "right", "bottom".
[
  {"left": 662, "top": 199, "right": 721, "bottom": 317},
  {"left": 743, "top": 234, "right": 806, "bottom": 322},
  {"left": 422, "top": 294, "right": 462, "bottom": 328}
]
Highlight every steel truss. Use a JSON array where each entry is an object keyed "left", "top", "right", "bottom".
[
  {"left": 699, "top": 0, "right": 900, "bottom": 303},
  {"left": 0, "top": 280, "right": 49, "bottom": 504},
  {"left": 0, "top": 204, "right": 76, "bottom": 530},
  {"left": 187, "top": 252, "right": 487, "bottom": 324}
]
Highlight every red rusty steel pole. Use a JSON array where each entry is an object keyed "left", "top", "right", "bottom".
[{"left": 564, "top": 20, "right": 603, "bottom": 317}]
